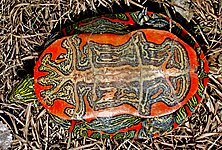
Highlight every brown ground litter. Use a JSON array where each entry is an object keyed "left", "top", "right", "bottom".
[{"left": 0, "top": 0, "right": 221, "bottom": 149}]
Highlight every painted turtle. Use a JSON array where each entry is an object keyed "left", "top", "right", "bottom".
[{"left": 11, "top": 10, "right": 209, "bottom": 139}]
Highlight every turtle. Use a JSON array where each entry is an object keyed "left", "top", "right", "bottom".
[{"left": 10, "top": 9, "right": 209, "bottom": 139}]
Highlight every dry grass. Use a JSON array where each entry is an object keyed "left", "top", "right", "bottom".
[{"left": 0, "top": 0, "right": 221, "bottom": 149}]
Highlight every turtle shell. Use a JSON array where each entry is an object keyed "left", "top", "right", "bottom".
[{"left": 34, "top": 11, "right": 209, "bottom": 139}]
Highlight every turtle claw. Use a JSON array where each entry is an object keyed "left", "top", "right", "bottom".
[{"left": 136, "top": 7, "right": 148, "bottom": 26}]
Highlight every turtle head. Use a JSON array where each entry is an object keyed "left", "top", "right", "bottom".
[{"left": 10, "top": 75, "right": 37, "bottom": 103}]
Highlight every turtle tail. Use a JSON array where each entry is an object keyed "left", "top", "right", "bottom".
[{"left": 10, "top": 75, "right": 37, "bottom": 103}]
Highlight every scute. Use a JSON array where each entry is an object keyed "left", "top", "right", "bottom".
[{"left": 34, "top": 10, "right": 209, "bottom": 139}]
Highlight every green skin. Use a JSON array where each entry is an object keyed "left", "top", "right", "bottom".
[
  {"left": 10, "top": 10, "right": 208, "bottom": 139},
  {"left": 11, "top": 75, "right": 36, "bottom": 103}
]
